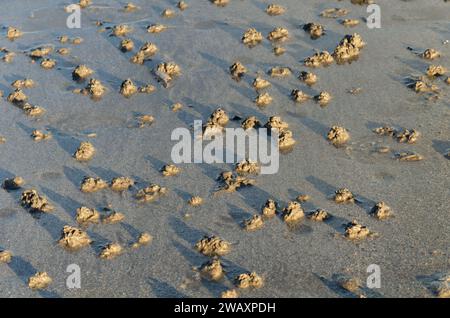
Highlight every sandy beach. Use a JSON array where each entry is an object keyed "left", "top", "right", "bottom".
[{"left": 0, "top": 0, "right": 449, "bottom": 298}]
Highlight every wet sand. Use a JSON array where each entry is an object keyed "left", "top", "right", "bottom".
[{"left": 0, "top": 0, "right": 449, "bottom": 297}]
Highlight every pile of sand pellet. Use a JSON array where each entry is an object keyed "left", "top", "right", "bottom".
[
  {"left": 12, "top": 79, "right": 35, "bottom": 89},
  {"left": 215, "top": 171, "right": 255, "bottom": 194},
  {"left": 335, "top": 274, "right": 361, "bottom": 293},
  {"left": 112, "top": 24, "right": 132, "bottom": 37},
  {"left": 261, "top": 199, "right": 277, "bottom": 218},
  {"left": 123, "top": 3, "right": 139, "bottom": 12},
  {"left": 120, "top": 39, "right": 134, "bottom": 52},
  {"left": 76, "top": 206, "right": 100, "bottom": 225},
  {"left": 110, "top": 177, "right": 134, "bottom": 192},
  {"left": 199, "top": 259, "right": 224, "bottom": 281},
  {"left": 23, "top": 103, "right": 46, "bottom": 117},
  {"left": 40, "top": 58, "right": 56, "bottom": 70},
  {"left": 221, "top": 289, "right": 239, "bottom": 298},
  {"left": 303, "top": 23, "right": 324, "bottom": 39},
  {"left": 120, "top": 79, "right": 138, "bottom": 98},
  {"left": 1, "top": 49, "right": 16, "bottom": 63},
  {"left": 426, "top": 65, "right": 447, "bottom": 78},
  {"left": 235, "top": 272, "right": 263, "bottom": 289},
  {"left": 299, "top": 71, "right": 317, "bottom": 86},
  {"left": 79, "top": 78, "right": 106, "bottom": 99},
  {"left": 147, "top": 24, "right": 168, "bottom": 33},
  {"left": 272, "top": 46, "right": 285, "bottom": 56},
  {"left": 29, "top": 47, "right": 52, "bottom": 59},
  {"left": 161, "top": 8, "right": 176, "bottom": 18},
  {"left": 269, "top": 66, "right": 291, "bottom": 77},
  {"left": 195, "top": 236, "right": 231, "bottom": 256},
  {"left": 428, "top": 273, "right": 450, "bottom": 298},
  {"left": 320, "top": 8, "right": 349, "bottom": 18},
  {"left": 79, "top": 0, "right": 92, "bottom": 8},
  {"left": 7, "top": 27, "right": 23, "bottom": 41},
  {"left": 235, "top": 160, "right": 260, "bottom": 175},
  {"left": 135, "top": 184, "right": 167, "bottom": 203},
  {"left": 2, "top": 176, "right": 25, "bottom": 190},
  {"left": 188, "top": 196, "right": 203, "bottom": 207},
  {"left": 242, "top": 28, "right": 263, "bottom": 47},
  {"left": 282, "top": 201, "right": 304, "bottom": 223},
  {"left": 394, "top": 152, "right": 424, "bottom": 161},
  {"left": 409, "top": 76, "right": 439, "bottom": 93},
  {"left": 230, "top": 61, "right": 247, "bottom": 81},
  {"left": 267, "top": 27, "right": 289, "bottom": 42},
  {"left": 162, "top": 164, "right": 181, "bottom": 177},
  {"left": 7, "top": 89, "right": 28, "bottom": 105},
  {"left": 333, "top": 34, "right": 365, "bottom": 64},
  {"left": 102, "top": 212, "right": 125, "bottom": 224},
  {"left": 131, "top": 42, "right": 158, "bottom": 64},
  {"left": 72, "top": 65, "right": 94, "bottom": 81},
  {"left": 253, "top": 77, "right": 271, "bottom": 90},
  {"left": 327, "top": 126, "right": 350, "bottom": 146},
  {"left": 344, "top": 220, "right": 371, "bottom": 240},
  {"left": 28, "top": 272, "right": 52, "bottom": 290},
  {"left": 265, "top": 116, "right": 296, "bottom": 151},
  {"left": 291, "top": 89, "right": 310, "bottom": 103},
  {"left": 203, "top": 108, "right": 229, "bottom": 137},
  {"left": 370, "top": 202, "right": 392, "bottom": 220},
  {"left": 420, "top": 49, "right": 441, "bottom": 60},
  {"left": 243, "top": 215, "right": 264, "bottom": 231},
  {"left": 137, "top": 114, "right": 155, "bottom": 128},
  {"left": 154, "top": 62, "right": 181, "bottom": 87},
  {"left": 31, "top": 130, "right": 51, "bottom": 141},
  {"left": 304, "top": 51, "right": 334, "bottom": 67},
  {"left": 21, "top": 189, "right": 54, "bottom": 213},
  {"left": 241, "top": 116, "right": 261, "bottom": 130},
  {"left": 178, "top": 1, "right": 188, "bottom": 10},
  {"left": 297, "top": 194, "right": 310, "bottom": 202},
  {"left": 59, "top": 225, "right": 92, "bottom": 250},
  {"left": 395, "top": 129, "right": 420, "bottom": 144},
  {"left": 211, "top": 0, "right": 229, "bottom": 8},
  {"left": 131, "top": 233, "right": 153, "bottom": 249},
  {"left": 266, "top": 4, "right": 285, "bottom": 15},
  {"left": 255, "top": 92, "right": 273, "bottom": 107},
  {"left": 100, "top": 243, "right": 123, "bottom": 259},
  {"left": 341, "top": 19, "right": 360, "bottom": 27},
  {"left": 315, "top": 91, "right": 332, "bottom": 106},
  {"left": 80, "top": 177, "right": 108, "bottom": 193},
  {"left": 309, "top": 209, "right": 330, "bottom": 221},
  {"left": 0, "top": 250, "right": 12, "bottom": 263},
  {"left": 73, "top": 142, "right": 95, "bottom": 161},
  {"left": 334, "top": 188, "right": 355, "bottom": 203}
]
